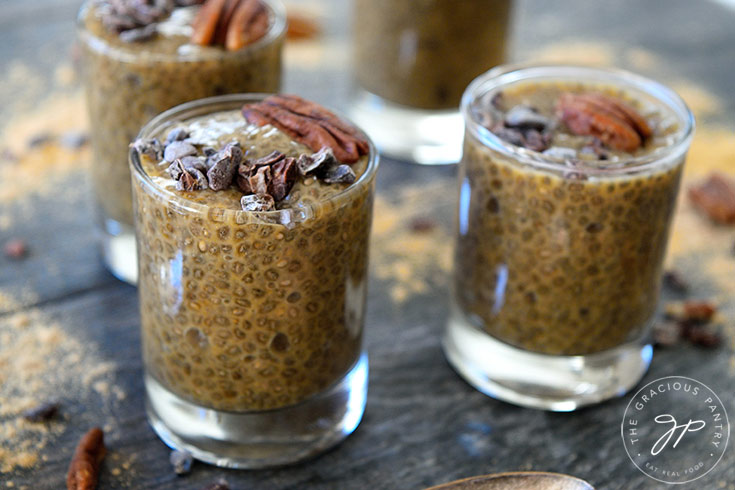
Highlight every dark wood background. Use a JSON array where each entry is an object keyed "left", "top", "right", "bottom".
[{"left": 1, "top": 0, "right": 734, "bottom": 488}]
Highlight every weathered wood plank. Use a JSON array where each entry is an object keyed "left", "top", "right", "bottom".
[{"left": 1, "top": 0, "right": 734, "bottom": 489}]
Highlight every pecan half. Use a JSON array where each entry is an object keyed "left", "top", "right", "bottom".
[
  {"left": 226, "top": 0, "right": 268, "bottom": 51},
  {"left": 557, "top": 93, "right": 650, "bottom": 152},
  {"left": 242, "top": 95, "right": 369, "bottom": 163},
  {"left": 67, "top": 427, "right": 106, "bottom": 490},
  {"left": 191, "top": 0, "right": 227, "bottom": 45},
  {"left": 191, "top": 0, "right": 268, "bottom": 50},
  {"left": 688, "top": 173, "right": 735, "bottom": 224}
]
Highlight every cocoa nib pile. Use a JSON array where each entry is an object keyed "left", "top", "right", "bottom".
[
  {"left": 96, "top": 0, "right": 269, "bottom": 49},
  {"left": 479, "top": 91, "right": 651, "bottom": 155},
  {"left": 132, "top": 95, "right": 368, "bottom": 212},
  {"left": 96, "top": 0, "right": 205, "bottom": 42}
]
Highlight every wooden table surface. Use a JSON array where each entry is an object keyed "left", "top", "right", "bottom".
[{"left": 1, "top": 0, "right": 734, "bottom": 488}]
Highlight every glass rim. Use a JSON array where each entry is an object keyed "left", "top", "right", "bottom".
[
  {"left": 129, "top": 93, "right": 379, "bottom": 217},
  {"left": 461, "top": 64, "right": 696, "bottom": 176},
  {"left": 77, "top": 0, "right": 287, "bottom": 63}
]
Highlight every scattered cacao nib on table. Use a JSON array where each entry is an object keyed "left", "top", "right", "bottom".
[
  {"left": 192, "top": 0, "right": 269, "bottom": 51},
  {"left": 23, "top": 401, "right": 60, "bottom": 422},
  {"left": 60, "top": 131, "right": 89, "bottom": 149},
  {"left": 27, "top": 132, "right": 54, "bottom": 148},
  {"left": 409, "top": 217, "right": 437, "bottom": 233},
  {"left": 170, "top": 449, "right": 193, "bottom": 476},
  {"left": 662, "top": 270, "right": 689, "bottom": 294},
  {"left": 66, "top": 427, "right": 106, "bottom": 490},
  {"left": 688, "top": 173, "right": 735, "bottom": 224},
  {"left": 4, "top": 238, "right": 29, "bottom": 260},
  {"left": 654, "top": 300, "right": 722, "bottom": 348}
]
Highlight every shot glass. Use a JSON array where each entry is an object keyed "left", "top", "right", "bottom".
[
  {"left": 349, "top": 0, "right": 512, "bottom": 164},
  {"left": 78, "top": 0, "right": 286, "bottom": 284},
  {"left": 444, "top": 65, "right": 694, "bottom": 410},
  {"left": 130, "top": 94, "right": 378, "bottom": 467}
]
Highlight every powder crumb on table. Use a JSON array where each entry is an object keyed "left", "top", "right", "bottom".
[{"left": 0, "top": 310, "right": 124, "bottom": 474}]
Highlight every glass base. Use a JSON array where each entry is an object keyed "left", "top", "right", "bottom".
[
  {"left": 99, "top": 218, "right": 137, "bottom": 285},
  {"left": 145, "top": 353, "right": 368, "bottom": 469},
  {"left": 443, "top": 307, "right": 652, "bottom": 411},
  {"left": 348, "top": 89, "right": 463, "bottom": 165}
]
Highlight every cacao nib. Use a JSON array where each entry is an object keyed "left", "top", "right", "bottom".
[
  {"left": 4, "top": 239, "right": 29, "bottom": 260},
  {"left": 165, "top": 127, "right": 190, "bottom": 145},
  {"left": 23, "top": 402, "right": 60, "bottom": 422},
  {"left": 297, "top": 146, "right": 337, "bottom": 176},
  {"left": 268, "top": 157, "right": 298, "bottom": 201},
  {"left": 662, "top": 270, "right": 689, "bottom": 294},
  {"left": 164, "top": 140, "right": 197, "bottom": 162},
  {"left": 504, "top": 105, "right": 551, "bottom": 131},
  {"left": 323, "top": 164, "right": 356, "bottom": 184},
  {"left": 206, "top": 142, "right": 242, "bottom": 191},
  {"left": 131, "top": 138, "right": 164, "bottom": 161}
]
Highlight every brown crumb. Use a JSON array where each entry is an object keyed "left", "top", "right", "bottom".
[
  {"left": 3, "top": 239, "right": 28, "bottom": 260},
  {"left": 658, "top": 300, "right": 722, "bottom": 350},
  {"left": 682, "top": 325, "right": 722, "bottom": 348},
  {"left": 682, "top": 300, "right": 717, "bottom": 323},
  {"left": 409, "top": 217, "right": 437, "bottom": 234},
  {"left": 688, "top": 173, "right": 735, "bottom": 225}
]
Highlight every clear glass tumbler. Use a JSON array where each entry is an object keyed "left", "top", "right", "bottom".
[
  {"left": 130, "top": 94, "right": 378, "bottom": 468},
  {"left": 78, "top": 0, "right": 286, "bottom": 284},
  {"left": 349, "top": 0, "right": 513, "bottom": 165},
  {"left": 444, "top": 65, "right": 694, "bottom": 410}
]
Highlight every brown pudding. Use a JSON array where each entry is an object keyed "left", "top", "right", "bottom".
[
  {"left": 132, "top": 95, "right": 376, "bottom": 411},
  {"left": 455, "top": 78, "right": 688, "bottom": 355},
  {"left": 79, "top": 0, "right": 285, "bottom": 226},
  {"left": 353, "top": 0, "right": 512, "bottom": 110}
]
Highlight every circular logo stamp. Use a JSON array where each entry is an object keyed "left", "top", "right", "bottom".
[{"left": 621, "top": 376, "right": 729, "bottom": 484}]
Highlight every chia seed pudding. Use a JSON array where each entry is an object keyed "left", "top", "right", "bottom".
[
  {"left": 353, "top": 0, "right": 512, "bottom": 110},
  {"left": 454, "top": 67, "right": 693, "bottom": 356},
  {"left": 131, "top": 94, "right": 377, "bottom": 412},
  {"left": 79, "top": 0, "right": 286, "bottom": 227}
]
